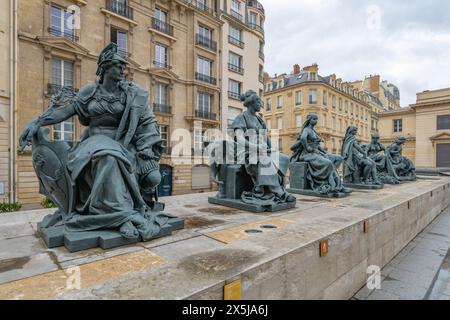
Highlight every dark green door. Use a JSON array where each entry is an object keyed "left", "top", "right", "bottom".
[{"left": 158, "top": 165, "right": 173, "bottom": 197}]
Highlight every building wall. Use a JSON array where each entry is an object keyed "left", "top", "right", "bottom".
[
  {"left": 219, "top": 0, "right": 265, "bottom": 131},
  {"left": 16, "top": 0, "right": 224, "bottom": 208},
  {"left": 378, "top": 108, "right": 416, "bottom": 162},
  {"left": 0, "top": 0, "right": 11, "bottom": 202},
  {"left": 414, "top": 89, "right": 450, "bottom": 167},
  {"left": 263, "top": 66, "right": 372, "bottom": 157}
]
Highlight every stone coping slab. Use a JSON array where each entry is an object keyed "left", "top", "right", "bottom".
[
  {"left": 287, "top": 188, "right": 350, "bottom": 198},
  {"left": 0, "top": 177, "right": 449, "bottom": 300}
]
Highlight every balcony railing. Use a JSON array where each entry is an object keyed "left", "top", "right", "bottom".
[
  {"left": 153, "top": 103, "right": 172, "bottom": 114},
  {"left": 195, "top": 109, "right": 217, "bottom": 121},
  {"left": 228, "top": 63, "right": 244, "bottom": 75},
  {"left": 195, "top": 34, "right": 217, "bottom": 52},
  {"left": 228, "top": 91, "right": 241, "bottom": 100},
  {"left": 230, "top": 9, "right": 243, "bottom": 21},
  {"left": 228, "top": 35, "right": 244, "bottom": 48},
  {"left": 153, "top": 60, "right": 171, "bottom": 69},
  {"left": 105, "top": 0, "right": 134, "bottom": 20},
  {"left": 247, "top": 0, "right": 265, "bottom": 14},
  {"left": 191, "top": 0, "right": 215, "bottom": 16},
  {"left": 195, "top": 72, "right": 217, "bottom": 85},
  {"left": 247, "top": 23, "right": 264, "bottom": 34},
  {"left": 259, "top": 50, "right": 265, "bottom": 60},
  {"left": 49, "top": 27, "right": 79, "bottom": 42},
  {"left": 47, "top": 83, "right": 78, "bottom": 95},
  {"left": 151, "top": 17, "right": 174, "bottom": 37}
]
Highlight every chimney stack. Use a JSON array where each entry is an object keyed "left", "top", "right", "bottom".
[{"left": 293, "top": 64, "right": 300, "bottom": 75}]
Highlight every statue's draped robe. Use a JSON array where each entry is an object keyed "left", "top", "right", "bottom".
[
  {"left": 231, "top": 112, "right": 290, "bottom": 205},
  {"left": 290, "top": 126, "right": 344, "bottom": 194},
  {"left": 366, "top": 142, "right": 400, "bottom": 182},
  {"left": 64, "top": 81, "right": 168, "bottom": 239},
  {"left": 386, "top": 143, "right": 416, "bottom": 179},
  {"left": 341, "top": 134, "right": 362, "bottom": 181}
]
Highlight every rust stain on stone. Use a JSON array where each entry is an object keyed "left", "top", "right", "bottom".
[
  {"left": 184, "top": 216, "right": 225, "bottom": 229},
  {"left": 0, "top": 256, "right": 31, "bottom": 273}
]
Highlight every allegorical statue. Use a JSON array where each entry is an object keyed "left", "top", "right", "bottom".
[
  {"left": 385, "top": 136, "right": 416, "bottom": 181},
  {"left": 364, "top": 132, "right": 400, "bottom": 184},
  {"left": 18, "top": 43, "right": 183, "bottom": 252},
  {"left": 208, "top": 90, "right": 296, "bottom": 212},
  {"left": 341, "top": 126, "right": 383, "bottom": 188},
  {"left": 288, "top": 113, "right": 352, "bottom": 197}
]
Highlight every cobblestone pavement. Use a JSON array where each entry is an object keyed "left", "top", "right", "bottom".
[{"left": 354, "top": 206, "right": 450, "bottom": 300}]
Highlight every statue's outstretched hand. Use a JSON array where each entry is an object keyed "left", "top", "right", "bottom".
[{"left": 18, "top": 121, "right": 39, "bottom": 153}]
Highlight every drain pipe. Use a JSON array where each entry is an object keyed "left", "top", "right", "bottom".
[{"left": 8, "top": 0, "right": 18, "bottom": 203}]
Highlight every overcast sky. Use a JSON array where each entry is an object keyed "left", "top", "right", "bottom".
[{"left": 261, "top": 0, "right": 450, "bottom": 106}]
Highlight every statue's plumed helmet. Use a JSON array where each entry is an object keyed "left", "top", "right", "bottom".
[{"left": 96, "top": 43, "right": 128, "bottom": 76}]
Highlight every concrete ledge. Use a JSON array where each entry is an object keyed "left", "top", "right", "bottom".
[{"left": 0, "top": 177, "right": 449, "bottom": 299}]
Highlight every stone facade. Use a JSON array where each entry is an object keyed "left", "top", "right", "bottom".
[
  {"left": 263, "top": 64, "right": 373, "bottom": 156},
  {"left": 379, "top": 87, "right": 450, "bottom": 168},
  {"left": 14, "top": 0, "right": 239, "bottom": 208}
]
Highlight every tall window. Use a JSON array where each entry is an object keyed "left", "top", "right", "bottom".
[
  {"left": 277, "top": 117, "right": 283, "bottom": 130},
  {"left": 50, "top": 5, "right": 76, "bottom": 41},
  {"left": 295, "top": 114, "right": 303, "bottom": 128},
  {"left": 154, "top": 83, "right": 168, "bottom": 105},
  {"left": 229, "top": 52, "right": 242, "bottom": 68},
  {"left": 295, "top": 91, "right": 302, "bottom": 105},
  {"left": 197, "top": 57, "right": 212, "bottom": 76},
  {"left": 332, "top": 95, "right": 336, "bottom": 109},
  {"left": 155, "top": 7, "right": 167, "bottom": 23},
  {"left": 155, "top": 43, "right": 168, "bottom": 67},
  {"left": 197, "top": 92, "right": 212, "bottom": 115},
  {"left": 229, "top": 25, "right": 242, "bottom": 42},
  {"left": 309, "top": 89, "right": 317, "bottom": 104},
  {"left": 266, "top": 98, "right": 271, "bottom": 111},
  {"left": 198, "top": 25, "right": 212, "bottom": 42},
  {"left": 393, "top": 119, "right": 403, "bottom": 132},
  {"left": 277, "top": 95, "right": 283, "bottom": 108},
  {"left": 249, "top": 12, "right": 257, "bottom": 25},
  {"left": 52, "top": 58, "right": 74, "bottom": 141},
  {"left": 194, "top": 128, "right": 203, "bottom": 151},
  {"left": 159, "top": 125, "right": 169, "bottom": 153},
  {"left": 231, "top": 0, "right": 240, "bottom": 12},
  {"left": 229, "top": 79, "right": 241, "bottom": 99},
  {"left": 323, "top": 90, "right": 327, "bottom": 106},
  {"left": 111, "top": 27, "right": 128, "bottom": 56},
  {"left": 437, "top": 115, "right": 450, "bottom": 130},
  {"left": 196, "top": 0, "right": 207, "bottom": 10}
]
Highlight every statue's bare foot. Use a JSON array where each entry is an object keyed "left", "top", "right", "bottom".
[{"left": 120, "top": 221, "right": 139, "bottom": 239}]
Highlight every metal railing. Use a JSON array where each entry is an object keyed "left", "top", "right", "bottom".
[
  {"left": 153, "top": 103, "right": 172, "bottom": 114},
  {"left": 195, "top": 109, "right": 217, "bottom": 120},
  {"left": 228, "top": 63, "right": 244, "bottom": 75},
  {"left": 247, "top": 0, "right": 265, "bottom": 14},
  {"left": 47, "top": 83, "right": 78, "bottom": 95},
  {"left": 195, "top": 72, "right": 217, "bottom": 85},
  {"left": 230, "top": 9, "right": 243, "bottom": 21},
  {"left": 151, "top": 17, "right": 174, "bottom": 36},
  {"left": 195, "top": 34, "right": 217, "bottom": 51},
  {"left": 105, "top": 0, "right": 134, "bottom": 19},
  {"left": 228, "top": 91, "right": 241, "bottom": 100},
  {"left": 228, "top": 35, "right": 244, "bottom": 48},
  {"left": 247, "top": 23, "right": 264, "bottom": 34},
  {"left": 191, "top": 0, "right": 215, "bottom": 16},
  {"left": 49, "top": 27, "right": 79, "bottom": 42},
  {"left": 153, "top": 60, "right": 171, "bottom": 69}
]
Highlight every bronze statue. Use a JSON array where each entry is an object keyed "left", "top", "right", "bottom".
[
  {"left": 19, "top": 43, "right": 183, "bottom": 252},
  {"left": 365, "top": 132, "right": 400, "bottom": 184},
  {"left": 341, "top": 126, "right": 383, "bottom": 189},
  {"left": 208, "top": 90, "right": 296, "bottom": 212},
  {"left": 289, "top": 114, "right": 352, "bottom": 197},
  {"left": 386, "top": 136, "right": 416, "bottom": 181}
]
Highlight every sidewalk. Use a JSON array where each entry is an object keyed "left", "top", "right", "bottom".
[{"left": 354, "top": 205, "right": 450, "bottom": 300}]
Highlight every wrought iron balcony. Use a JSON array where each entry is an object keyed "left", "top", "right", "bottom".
[
  {"left": 191, "top": 0, "right": 215, "bottom": 16},
  {"left": 247, "top": 0, "right": 265, "bottom": 14},
  {"left": 195, "top": 72, "right": 217, "bottom": 85},
  {"left": 247, "top": 23, "right": 264, "bottom": 34},
  {"left": 228, "top": 35, "right": 244, "bottom": 48},
  {"left": 153, "top": 60, "right": 171, "bottom": 69},
  {"left": 230, "top": 9, "right": 243, "bottom": 21},
  {"left": 195, "top": 34, "right": 217, "bottom": 52},
  {"left": 151, "top": 17, "right": 174, "bottom": 37},
  {"left": 259, "top": 50, "right": 265, "bottom": 60},
  {"left": 49, "top": 27, "right": 79, "bottom": 42},
  {"left": 105, "top": 0, "right": 133, "bottom": 20},
  {"left": 47, "top": 83, "right": 78, "bottom": 95},
  {"left": 228, "top": 63, "right": 244, "bottom": 75},
  {"left": 195, "top": 109, "right": 217, "bottom": 120},
  {"left": 153, "top": 103, "right": 172, "bottom": 114},
  {"left": 228, "top": 91, "right": 241, "bottom": 100}
]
